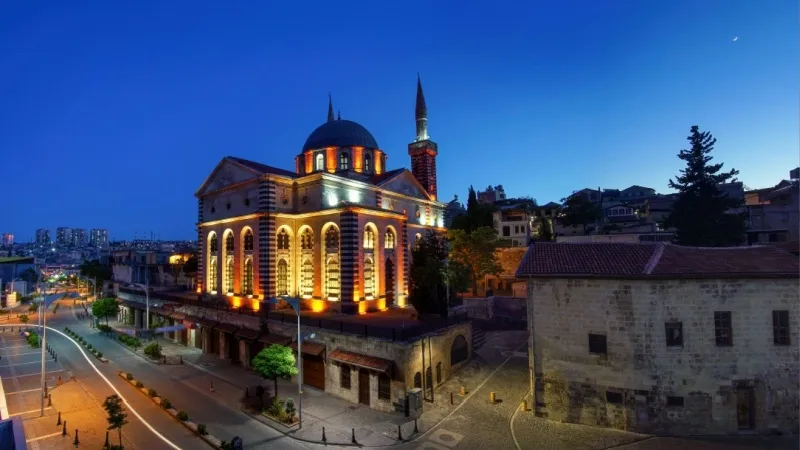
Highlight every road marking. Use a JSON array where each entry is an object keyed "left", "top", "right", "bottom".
[
  {"left": 0, "top": 345, "right": 33, "bottom": 351},
  {"left": 1, "top": 351, "right": 48, "bottom": 357},
  {"left": 25, "top": 431, "right": 62, "bottom": 443},
  {"left": 0, "top": 324, "right": 182, "bottom": 450},
  {"left": 1, "top": 370, "right": 64, "bottom": 378},
  {"left": 9, "top": 406, "right": 52, "bottom": 416},
  {"left": 4, "top": 388, "right": 44, "bottom": 395},
  {"left": 0, "top": 361, "right": 51, "bottom": 368}
]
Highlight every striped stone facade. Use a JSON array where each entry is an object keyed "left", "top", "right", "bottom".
[
  {"left": 258, "top": 179, "right": 276, "bottom": 303},
  {"left": 339, "top": 211, "right": 359, "bottom": 314},
  {"left": 401, "top": 221, "right": 409, "bottom": 296},
  {"left": 197, "top": 198, "right": 205, "bottom": 292},
  {"left": 375, "top": 190, "right": 382, "bottom": 208}
]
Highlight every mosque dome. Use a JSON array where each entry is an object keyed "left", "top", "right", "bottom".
[{"left": 302, "top": 119, "right": 379, "bottom": 152}]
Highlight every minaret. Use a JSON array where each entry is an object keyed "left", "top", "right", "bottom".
[
  {"left": 408, "top": 74, "right": 439, "bottom": 200},
  {"left": 327, "top": 93, "right": 335, "bottom": 122}
]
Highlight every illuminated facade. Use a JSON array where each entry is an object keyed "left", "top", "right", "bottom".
[{"left": 195, "top": 77, "right": 445, "bottom": 314}]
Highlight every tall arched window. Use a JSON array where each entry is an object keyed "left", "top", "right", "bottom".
[
  {"left": 243, "top": 258, "right": 253, "bottom": 295},
  {"left": 208, "top": 257, "right": 218, "bottom": 291},
  {"left": 384, "top": 230, "right": 395, "bottom": 249},
  {"left": 326, "top": 258, "right": 340, "bottom": 299},
  {"left": 363, "top": 257, "right": 375, "bottom": 298},
  {"left": 364, "top": 153, "right": 371, "bottom": 172},
  {"left": 325, "top": 227, "right": 339, "bottom": 250},
  {"left": 363, "top": 228, "right": 375, "bottom": 249},
  {"left": 315, "top": 153, "right": 324, "bottom": 171},
  {"left": 225, "top": 233, "right": 234, "bottom": 252},
  {"left": 339, "top": 152, "right": 349, "bottom": 170},
  {"left": 209, "top": 234, "right": 218, "bottom": 252},
  {"left": 277, "top": 259, "right": 289, "bottom": 296},
  {"left": 301, "top": 229, "right": 313, "bottom": 250},
  {"left": 244, "top": 229, "right": 253, "bottom": 251},
  {"left": 301, "top": 259, "right": 313, "bottom": 297},
  {"left": 225, "top": 256, "right": 234, "bottom": 294},
  {"left": 277, "top": 229, "right": 290, "bottom": 250}
]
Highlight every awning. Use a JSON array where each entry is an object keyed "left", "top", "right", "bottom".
[
  {"left": 214, "top": 323, "right": 239, "bottom": 334},
  {"left": 290, "top": 341, "right": 326, "bottom": 357},
  {"left": 169, "top": 312, "right": 187, "bottom": 321},
  {"left": 329, "top": 348, "right": 392, "bottom": 373},
  {"left": 235, "top": 328, "right": 260, "bottom": 340},
  {"left": 257, "top": 334, "right": 292, "bottom": 346}
]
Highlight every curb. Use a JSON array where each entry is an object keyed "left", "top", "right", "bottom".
[
  {"left": 62, "top": 327, "right": 108, "bottom": 363},
  {"left": 117, "top": 371, "right": 223, "bottom": 449}
]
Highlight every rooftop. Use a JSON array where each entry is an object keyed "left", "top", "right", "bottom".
[
  {"left": 516, "top": 242, "right": 800, "bottom": 279},
  {"left": 0, "top": 257, "right": 34, "bottom": 264}
]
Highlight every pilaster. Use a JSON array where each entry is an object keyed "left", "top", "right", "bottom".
[{"left": 340, "top": 210, "right": 359, "bottom": 314}]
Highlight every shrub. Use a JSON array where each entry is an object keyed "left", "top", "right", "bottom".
[
  {"left": 267, "top": 396, "right": 284, "bottom": 418},
  {"left": 197, "top": 423, "right": 207, "bottom": 435},
  {"left": 126, "top": 373, "right": 133, "bottom": 381},
  {"left": 285, "top": 398, "right": 296, "bottom": 422},
  {"left": 135, "top": 381, "right": 144, "bottom": 388},
  {"left": 148, "top": 388, "right": 157, "bottom": 397},
  {"left": 161, "top": 398, "right": 171, "bottom": 409},
  {"left": 98, "top": 324, "right": 112, "bottom": 333},
  {"left": 87, "top": 344, "right": 93, "bottom": 350},
  {"left": 220, "top": 441, "right": 233, "bottom": 450},
  {"left": 97, "top": 352, "right": 103, "bottom": 358},
  {"left": 177, "top": 411, "right": 188, "bottom": 421},
  {"left": 143, "top": 342, "right": 161, "bottom": 359},
  {"left": 28, "top": 304, "right": 38, "bottom": 312}
]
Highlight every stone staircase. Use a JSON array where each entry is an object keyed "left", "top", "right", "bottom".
[{"left": 472, "top": 322, "right": 486, "bottom": 350}]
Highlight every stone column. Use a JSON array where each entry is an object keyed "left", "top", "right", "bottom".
[
  {"left": 134, "top": 309, "right": 142, "bottom": 329},
  {"left": 340, "top": 210, "right": 359, "bottom": 314},
  {"left": 218, "top": 332, "right": 227, "bottom": 359},
  {"left": 239, "top": 340, "right": 250, "bottom": 368},
  {"left": 202, "top": 327, "right": 210, "bottom": 353}
]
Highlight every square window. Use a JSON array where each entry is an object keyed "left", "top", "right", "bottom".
[
  {"left": 714, "top": 311, "right": 733, "bottom": 346},
  {"left": 588, "top": 333, "right": 607, "bottom": 355},
  {"left": 773, "top": 310, "right": 791, "bottom": 346},
  {"left": 340, "top": 364, "right": 351, "bottom": 389},
  {"left": 665, "top": 322, "right": 683, "bottom": 347},
  {"left": 666, "top": 396, "right": 684, "bottom": 407},
  {"left": 378, "top": 374, "right": 391, "bottom": 400},
  {"left": 605, "top": 391, "right": 623, "bottom": 404},
  {"left": 502, "top": 226, "right": 510, "bottom": 237}
]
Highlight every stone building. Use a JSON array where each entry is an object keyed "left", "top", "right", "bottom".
[
  {"left": 195, "top": 76, "right": 444, "bottom": 315},
  {"left": 517, "top": 242, "right": 799, "bottom": 435}
]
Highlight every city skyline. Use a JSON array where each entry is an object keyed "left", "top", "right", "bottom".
[{"left": 1, "top": 1, "right": 797, "bottom": 241}]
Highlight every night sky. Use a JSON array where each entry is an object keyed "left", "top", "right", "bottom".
[{"left": 1, "top": 1, "right": 797, "bottom": 241}]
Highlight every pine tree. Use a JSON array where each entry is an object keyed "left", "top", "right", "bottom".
[
  {"left": 467, "top": 185, "right": 478, "bottom": 212},
  {"left": 663, "top": 126, "right": 746, "bottom": 246}
]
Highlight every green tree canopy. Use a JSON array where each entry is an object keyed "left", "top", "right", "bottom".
[
  {"left": 536, "top": 216, "right": 555, "bottom": 241},
  {"left": 182, "top": 255, "right": 198, "bottom": 274},
  {"left": 80, "top": 259, "right": 112, "bottom": 291},
  {"left": 19, "top": 268, "right": 38, "bottom": 284},
  {"left": 92, "top": 298, "right": 120, "bottom": 325},
  {"left": 559, "top": 194, "right": 601, "bottom": 233},
  {"left": 103, "top": 394, "right": 129, "bottom": 449},
  {"left": 663, "top": 125, "right": 746, "bottom": 246},
  {"left": 448, "top": 226, "right": 503, "bottom": 296},
  {"left": 251, "top": 344, "right": 298, "bottom": 398},
  {"left": 450, "top": 186, "right": 497, "bottom": 232},
  {"left": 409, "top": 231, "right": 449, "bottom": 315}
]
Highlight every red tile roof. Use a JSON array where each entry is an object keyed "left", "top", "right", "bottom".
[
  {"left": 329, "top": 349, "right": 393, "bottom": 373},
  {"left": 516, "top": 242, "right": 799, "bottom": 279},
  {"left": 290, "top": 341, "right": 326, "bottom": 356}
]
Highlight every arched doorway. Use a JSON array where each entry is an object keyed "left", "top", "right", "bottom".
[
  {"left": 384, "top": 259, "right": 395, "bottom": 306},
  {"left": 450, "top": 335, "right": 468, "bottom": 366}
]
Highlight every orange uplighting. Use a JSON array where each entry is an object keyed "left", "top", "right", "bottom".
[
  {"left": 377, "top": 298, "right": 387, "bottom": 311},
  {"left": 232, "top": 296, "right": 242, "bottom": 308},
  {"left": 325, "top": 147, "right": 336, "bottom": 173},
  {"left": 358, "top": 301, "right": 368, "bottom": 314},
  {"left": 252, "top": 299, "right": 260, "bottom": 311},
  {"left": 309, "top": 299, "right": 326, "bottom": 313},
  {"left": 305, "top": 151, "right": 313, "bottom": 173},
  {"left": 374, "top": 150, "right": 383, "bottom": 174},
  {"left": 196, "top": 286, "right": 202, "bottom": 294},
  {"left": 352, "top": 146, "right": 363, "bottom": 172}
]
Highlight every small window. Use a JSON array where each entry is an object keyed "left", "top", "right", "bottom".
[
  {"left": 502, "top": 226, "right": 510, "bottom": 237},
  {"left": 773, "top": 310, "right": 790, "bottom": 346},
  {"left": 665, "top": 322, "right": 683, "bottom": 347},
  {"left": 588, "top": 333, "right": 607, "bottom": 355},
  {"left": 378, "top": 374, "right": 390, "bottom": 400},
  {"left": 605, "top": 391, "right": 623, "bottom": 404},
  {"left": 315, "top": 153, "right": 325, "bottom": 171},
  {"left": 714, "top": 311, "right": 733, "bottom": 346},
  {"left": 667, "top": 396, "right": 684, "bottom": 407},
  {"left": 340, "top": 364, "right": 351, "bottom": 389},
  {"left": 364, "top": 154, "right": 371, "bottom": 173},
  {"left": 340, "top": 152, "right": 349, "bottom": 170}
]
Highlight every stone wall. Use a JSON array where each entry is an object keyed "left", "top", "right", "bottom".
[{"left": 527, "top": 277, "right": 799, "bottom": 435}]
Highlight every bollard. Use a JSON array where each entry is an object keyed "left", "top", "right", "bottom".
[
  {"left": 450, "top": 392, "right": 454, "bottom": 405},
  {"left": 57, "top": 411, "right": 62, "bottom": 426},
  {"left": 62, "top": 420, "right": 67, "bottom": 436},
  {"left": 209, "top": 380, "right": 214, "bottom": 392},
  {"left": 180, "top": 355, "right": 183, "bottom": 364},
  {"left": 459, "top": 386, "right": 467, "bottom": 396},
  {"left": 397, "top": 424, "right": 403, "bottom": 441},
  {"left": 322, "top": 426, "right": 327, "bottom": 443},
  {"left": 48, "top": 394, "right": 52, "bottom": 407},
  {"left": 55, "top": 354, "right": 58, "bottom": 363},
  {"left": 58, "top": 376, "right": 63, "bottom": 386},
  {"left": 414, "top": 419, "right": 419, "bottom": 434},
  {"left": 521, "top": 399, "right": 528, "bottom": 411},
  {"left": 104, "top": 431, "right": 109, "bottom": 449},
  {"left": 351, "top": 428, "right": 357, "bottom": 444},
  {"left": 490, "top": 392, "right": 496, "bottom": 404},
  {"left": 44, "top": 385, "right": 48, "bottom": 397},
  {"left": 74, "top": 428, "right": 79, "bottom": 447}
]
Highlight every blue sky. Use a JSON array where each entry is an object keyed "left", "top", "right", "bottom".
[{"left": 1, "top": 0, "right": 797, "bottom": 241}]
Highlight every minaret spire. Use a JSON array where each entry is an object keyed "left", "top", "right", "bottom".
[
  {"left": 415, "top": 73, "right": 429, "bottom": 141},
  {"left": 337, "top": 110, "right": 341, "bottom": 120},
  {"left": 327, "top": 93, "right": 335, "bottom": 122}
]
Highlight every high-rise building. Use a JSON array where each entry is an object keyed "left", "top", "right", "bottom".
[
  {"left": 72, "top": 229, "right": 87, "bottom": 247},
  {"left": 1, "top": 233, "right": 13, "bottom": 246},
  {"left": 35, "top": 229, "right": 51, "bottom": 246},
  {"left": 56, "top": 227, "right": 73, "bottom": 246},
  {"left": 90, "top": 228, "right": 109, "bottom": 247}
]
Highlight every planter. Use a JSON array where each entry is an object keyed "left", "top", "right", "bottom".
[{"left": 260, "top": 411, "right": 299, "bottom": 429}]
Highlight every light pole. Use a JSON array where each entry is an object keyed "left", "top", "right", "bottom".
[
  {"left": 40, "top": 282, "right": 55, "bottom": 416},
  {"left": 267, "top": 296, "right": 307, "bottom": 429},
  {"left": 132, "top": 270, "right": 150, "bottom": 332}
]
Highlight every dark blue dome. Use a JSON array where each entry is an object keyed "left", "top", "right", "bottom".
[{"left": 302, "top": 120, "right": 379, "bottom": 152}]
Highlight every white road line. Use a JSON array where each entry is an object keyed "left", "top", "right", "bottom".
[
  {"left": 0, "top": 346, "right": 33, "bottom": 351},
  {"left": 1, "top": 351, "right": 48, "bottom": 357},
  {"left": 4, "top": 388, "right": 43, "bottom": 395},
  {"left": 25, "top": 431, "right": 62, "bottom": 443},
  {"left": 0, "top": 324, "right": 182, "bottom": 450},
  {"left": 1, "top": 369, "right": 64, "bottom": 378},
  {"left": 9, "top": 406, "right": 52, "bottom": 416},
  {"left": 0, "top": 361, "right": 50, "bottom": 368}
]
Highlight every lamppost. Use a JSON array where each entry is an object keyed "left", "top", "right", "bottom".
[
  {"left": 39, "top": 282, "right": 56, "bottom": 416},
  {"left": 132, "top": 270, "right": 150, "bottom": 332},
  {"left": 266, "top": 296, "right": 312, "bottom": 430}
]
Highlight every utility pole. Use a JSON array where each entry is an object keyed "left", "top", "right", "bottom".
[{"left": 40, "top": 283, "right": 50, "bottom": 416}]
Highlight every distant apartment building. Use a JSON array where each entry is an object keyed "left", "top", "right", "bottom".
[
  {"left": 71, "top": 229, "right": 87, "bottom": 247},
  {"left": 493, "top": 199, "right": 535, "bottom": 247},
  {"left": 745, "top": 168, "right": 800, "bottom": 253},
  {"left": 1, "top": 233, "right": 13, "bottom": 246},
  {"left": 56, "top": 227, "right": 73, "bottom": 246},
  {"left": 35, "top": 228, "right": 51, "bottom": 246},
  {"left": 90, "top": 228, "right": 109, "bottom": 247},
  {"left": 478, "top": 185, "right": 506, "bottom": 204}
]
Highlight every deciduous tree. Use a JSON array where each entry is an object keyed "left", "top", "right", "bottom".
[
  {"left": 409, "top": 231, "right": 449, "bottom": 315},
  {"left": 559, "top": 194, "right": 601, "bottom": 234},
  {"left": 92, "top": 298, "right": 120, "bottom": 325},
  {"left": 251, "top": 344, "right": 298, "bottom": 399},
  {"left": 103, "top": 394, "right": 128, "bottom": 449},
  {"left": 448, "top": 227, "right": 503, "bottom": 296}
]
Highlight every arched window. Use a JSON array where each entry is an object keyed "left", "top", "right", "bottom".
[
  {"left": 363, "top": 257, "right": 375, "bottom": 298},
  {"left": 363, "top": 228, "right": 375, "bottom": 249},
  {"left": 339, "top": 152, "right": 349, "bottom": 170},
  {"left": 413, "top": 372, "right": 422, "bottom": 389},
  {"left": 244, "top": 229, "right": 254, "bottom": 251},
  {"left": 277, "top": 229, "right": 290, "bottom": 250},
  {"left": 209, "top": 234, "right": 218, "bottom": 253},
  {"left": 301, "top": 229, "right": 313, "bottom": 250},
  {"left": 225, "top": 256, "right": 234, "bottom": 294},
  {"left": 325, "top": 227, "right": 339, "bottom": 251},
  {"left": 277, "top": 259, "right": 289, "bottom": 296},
  {"left": 326, "top": 257, "right": 340, "bottom": 299},
  {"left": 384, "top": 230, "right": 395, "bottom": 249},
  {"left": 451, "top": 335, "right": 469, "bottom": 365},
  {"left": 225, "top": 233, "right": 234, "bottom": 252},
  {"left": 364, "top": 153, "right": 371, "bottom": 172},
  {"left": 425, "top": 366, "right": 432, "bottom": 390},
  {"left": 315, "top": 153, "right": 324, "bottom": 171},
  {"left": 301, "top": 259, "right": 313, "bottom": 296},
  {"left": 208, "top": 257, "right": 218, "bottom": 291},
  {"left": 243, "top": 258, "right": 253, "bottom": 295}
]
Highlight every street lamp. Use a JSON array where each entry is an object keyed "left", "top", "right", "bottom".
[
  {"left": 131, "top": 270, "right": 150, "bottom": 332},
  {"left": 266, "top": 296, "right": 312, "bottom": 430},
  {"left": 39, "top": 282, "right": 56, "bottom": 416}
]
